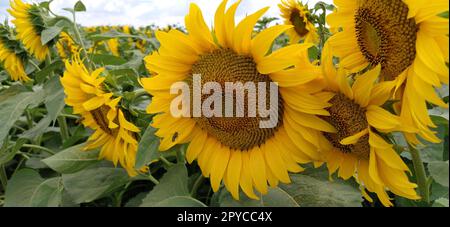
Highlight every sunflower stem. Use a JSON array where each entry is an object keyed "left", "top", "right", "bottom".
[
  {"left": 190, "top": 174, "right": 204, "bottom": 198},
  {"left": 25, "top": 109, "right": 33, "bottom": 129},
  {"left": 408, "top": 143, "right": 430, "bottom": 204},
  {"left": 176, "top": 145, "right": 186, "bottom": 164},
  {"left": 57, "top": 116, "right": 70, "bottom": 143},
  {"left": 71, "top": 12, "right": 93, "bottom": 71},
  {"left": 23, "top": 144, "right": 56, "bottom": 155},
  {"left": 147, "top": 174, "right": 159, "bottom": 185},
  {"left": 0, "top": 165, "right": 8, "bottom": 190},
  {"left": 159, "top": 156, "right": 174, "bottom": 167},
  {"left": 59, "top": 114, "right": 80, "bottom": 120},
  {"left": 29, "top": 60, "right": 41, "bottom": 72}
]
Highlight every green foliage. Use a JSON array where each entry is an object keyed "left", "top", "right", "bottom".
[
  {"left": 42, "top": 143, "right": 100, "bottom": 174},
  {"left": 139, "top": 164, "right": 206, "bottom": 207},
  {"left": 280, "top": 167, "right": 363, "bottom": 207},
  {"left": 0, "top": 88, "right": 46, "bottom": 147},
  {"left": 216, "top": 188, "right": 299, "bottom": 207},
  {"left": 0, "top": 0, "right": 448, "bottom": 208}
]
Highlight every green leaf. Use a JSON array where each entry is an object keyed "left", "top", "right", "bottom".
[
  {"left": 44, "top": 76, "right": 65, "bottom": 122},
  {"left": 135, "top": 126, "right": 159, "bottom": 169},
  {"left": 26, "top": 157, "right": 50, "bottom": 170},
  {"left": 439, "top": 11, "right": 449, "bottom": 19},
  {"left": 35, "top": 60, "right": 64, "bottom": 84},
  {"left": 61, "top": 125, "right": 89, "bottom": 149},
  {"left": 153, "top": 196, "right": 207, "bottom": 207},
  {"left": 41, "top": 26, "right": 63, "bottom": 45},
  {"left": 125, "top": 192, "right": 147, "bottom": 207},
  {"left": 0, "top": 89, "right": 46, "bottom": 147},
  {"left": 431, "top": 182, "right": 449, "bottom": 200},
  {"left": 89, "top": 30, "right": 152, "bottom": 42},
  {"left": 91, "top": 54, "right": 127, "bottom": 66},
  {"left": 30, "top": 177, "right": 64, "bottom": 207},
  {"left": 218, "top": 187, "right": 299, "bottom": 207},
  {"left": 401, "top": 116, "right": 448, "bottom": 163},
  {"left": 0, "top": 138, "right": 26, "bottom": 165},
  {"left": 42, "top": 143, "right": 100, "bottom": 174},
  {"left": 140, "top": 164, "right": 190, "bottom": 207},
  {"left": 62, "top": 164, "right": 130, "bottom": 203},
  {"left": 20, "top": 115, "right": 52, "bottom": 140},
  {"left": 428, "top": 161, "right": 449, "bottom": 187},
  {"left": 4, "top": 169, "right": 44, "bottom": 207},
  {"left": 0, "top": 84, "right": 28, "bottom": 103},
  {"left": 39, "top": 1, "right": 51, "bottom": 10},
  {"left": 308, "top": 46, "right": 319, "bottom": 61},
  {"left": 433, "top": 198, "right": 449, "bottom": 207},
  {"left": 74, "top": 1, "right": 86, "bottom": 12},
  {"left": 280, "top": 167, "right": 363, "bottom": 207}
]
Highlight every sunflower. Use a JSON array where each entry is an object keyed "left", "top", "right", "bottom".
[
  {"left": 61, "top": 54, "right": 142, "bottom": 176},
  {"left": 106, "top": 38, "right": 120, "bottom": 56},
  {"left": 327, "top": 0, "right": 449, "bottom": 145},
  {"left": 278, "top": 0, "right": 319, "bottom": 44},
  {"left": 318, "top": 42, "right": 420, "bottom": 207},
  {"left": 56, "top": 32, "right": 79, "bottom": 60},
  {"left": 122, "top": 25, "right": 131, "bottom": 35},
  {"left": 141, "top": 0, "right": 334, "bottom": 200},
  {"left": 0, "top": 25, "right": 29, "bottom": 82},
  {"left": 8, "top": 0, "right": 50, "bottom": 61}
]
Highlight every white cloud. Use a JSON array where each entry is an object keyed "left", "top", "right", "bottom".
[{"left": 1, "top": 0, "right": 333, "bottom": 27}]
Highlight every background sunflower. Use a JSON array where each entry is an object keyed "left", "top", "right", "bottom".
[
  {"left": 327, "top": 0, "right": 449, "bottom": 146},
  {"left": 279, "top": 0, "right": 320, "bottom": 44},
  {"left": 8, "top": 0, "right": 51, "bottom": 61},
  {"left": 319, "top": 43, "right": 420, "bottom": 206},
  {"left": 61, "top": 54, "right": 142, "bottom": 176}
]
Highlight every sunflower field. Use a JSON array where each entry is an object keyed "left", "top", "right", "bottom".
[{"left": 0, "top": 0, "right": 448, "bottom": 208}]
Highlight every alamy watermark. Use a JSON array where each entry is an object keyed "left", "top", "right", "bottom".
[{"left": 169, "top": 74, "right": 279, "bottom": 129}]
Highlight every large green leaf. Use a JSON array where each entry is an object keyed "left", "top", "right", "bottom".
[
  {"left": 19, "top": 115, "right": 52, "bottom": 140},
  {"left": 35, "top": 60, "right": 64, "bottom": 83},
  {"left": 140, "top": 164, "right": 190, "bottom": 207},
  {"left": 401, "top": 116, "right": 448, "bottom": 163},
  {"left": 0, "top": 138, "right": 26, "bottom": 165},
  {"left": 433, "top": 198, "right": 449, "bottom": 207},
  {"left": 30, "top": 177, "right": 64, "bottom": 207},
  {"left": 89, "top": 30, "right": 153, "bottom": 42},
  {"left": 218, "top": 187, "right": 299, "bottom": 207},
  {"left": 428, "top": 161, "right": 449, "bottom": 187},
  {"left": 44, "top": 76, "right": 66, "bottom": 122},
  {"left": 19, "top": 77, "right": 65, "bottom": 140},
  {"left": 0, "top": 89, "right": 46, "bottom": 147},
  {"left": 42, "top": 143, "right": 100, "bottom": 174},
  {"left": 280, "top": 168, "right": 363, "bottom": 207},
  {"left": 4, "top": 169, "right": 43, "bottom": 206},
  {"left": 153, "top": 196, "right": 206, "bottom": 207},
  {"left": 91, "top": 54, "right": 127, "bottom": 66},
  {"left": 135, "top": 126, "right": 159, "bottom": 169},
  {"left": 431, "top": 182, "right": 449, "bottom": 200},
  {"left": 62, "top": 164, "right": 130, "bottom": 203},
  {"left": 41, "top": 26, "right": 63, "bottom": 45},
  {"left": 0, "top": 84, "right": 28, "bottom": 103}
]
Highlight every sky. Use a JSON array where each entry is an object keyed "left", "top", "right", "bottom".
[{"left": 0, "top": 0, "right": 333, "bottom": 27}]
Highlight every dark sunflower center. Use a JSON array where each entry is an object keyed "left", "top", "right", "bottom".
[
  {"left": 321, "top": 93, "right": 370, "bottom": 159},
  {"left": 290, "top": 9, "right": 309, "bottom": 37},
  {"left": 189, "top": 49, "right": 284, "bottom": 151},
  {"left": 354, "top": 0, "right": 417, "bottom": 80},
  {"left": 90, "top": 105, "right": 116, "bottom": 135}
]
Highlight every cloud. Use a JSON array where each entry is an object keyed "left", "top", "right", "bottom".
[{"left": 0, "top": 0, "right": 333, "bottom": 27}]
